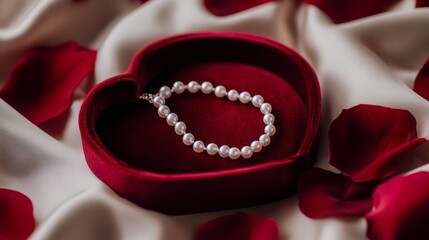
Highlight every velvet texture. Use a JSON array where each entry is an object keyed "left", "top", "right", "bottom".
[
  {"left": 195, "top": 212, "right": 279, "bottom": 240},
  {"left": 79, "top": 32, "right": 321, "bottom": 214}
]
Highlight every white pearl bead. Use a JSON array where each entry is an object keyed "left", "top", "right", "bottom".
[
  {"left": 174, "top": 121, "right": 186, "bottom": 135},
  {"left": 252, "top": 95, "right": 264, "bottom": 107},
  {"left": 219, "top": 145, "right": 230, "bottom": 158},
  {"left": 152, "top": 96, "right": 165, "bottom": 108},
  {"left": 159, "top": 86, "right": 172, "bottom": 99},
  {"left": 263, "top": 113, "right": 275, "bottom": 125},
  {"left": 201, "top": 81, "right": 214, "bottom": 94},
  {"left": 264, "top": 124, "right": 276, "bottom": 136},
  {"left": 239, "top": 92, "right": 251, "bottom": 103},
  {"left": 193, "top": 140, "right": 205, "bottom": 153},
  {"left": 157, "top": 105, "right": 170, "bottom": 118},
  {"left": 215, "top": 85, "right": 227, "bottom": 97},
  {"left": 260, "top": 103, "right": 272, "bottom": 114},
  {"left": 206, "top": 143, "right": 218, "bottom": 155},
  {"left": 187, "top": 81, "right": 200, "bottom": 93},
  {"left": 241, "top": 146, "right": 253, "bottom": 159},
  {"left": 251, "top": 141, "right": 262, "bottom": 153},
  {"left": 166, "top": 113, "right": 178, "bottom": 126},
  {"left": 259, "top": 134, "right": 271, "bottom": 147},
  {"left": 182, "top": 133, "right": 194, "bottom": 145},
  {"left": 173, "top": 81, "right": 185, "bottom": 93},
  {"left": 228, "top": 147, "right": 241, "bottom": 160},
  {"left": 227, "top": 89, "right": 239, "bottom": 101}
]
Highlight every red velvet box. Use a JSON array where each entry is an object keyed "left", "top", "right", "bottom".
[{"left": 79, "top": 32, "right": 321, "bottom": 215}]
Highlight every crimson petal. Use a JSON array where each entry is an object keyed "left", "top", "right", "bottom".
[
  {"left": 329, "top": 104, "right": 426, "bottom": 182},
  {"left": 413, "top": 58, "right": 429, "bottom": 100},
  {"left": 297, "top": 168, "right": 376, "bottom": 218},
  {"left": 366, "top": 171, "right": 429, "bottom": 240},
  {"left": 416, "top": 0, "right": 429, "bottom": 7},
  {"left": 195, "top": 212, "right": 279, "bottom": 240},
  {"left": 203, "top": 0, "right": 276, "bottom": 16},
  {"left": 303, "top": 0, "right": 401, "bottom": 23},
  {"left": 0, "top": 41, "right": 96, "bottom": 125},
  {"left": 0, "top": 189, "right": 35, "bottom": 240}
]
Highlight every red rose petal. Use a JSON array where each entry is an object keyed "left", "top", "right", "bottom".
[
  {"left": 366, "top": 171, "right": 429, "bottom": 240},
  {"left": 0, "top": 189, "right": 35, "bottom": 240},
  {"left": 329, "top": 104, "right": 426, "bottom": 182},
  {"left": 203, "top": 0, "right": 276, "bottom": 16},
  {"left": 413, "top": 58, "right": 429, "bottom": 100},
  {"left": 0, "top": 41, "right": 96, "bottom": 125},
  {"left": 195, "top": 212, "right": 279, "bottom": 240},
  {"left": 303, "top": 0, "right": 401, "bottom": 23},
  {"left": 297, "top": 168, "right": 376, "bottom": 218},
  {"left": 416, "top": 0, "right": 429, "bottom": 7}
]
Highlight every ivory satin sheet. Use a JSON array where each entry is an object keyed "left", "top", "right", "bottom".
[{"left": 1, "top": 0, "right": 429, "bottom": 239}]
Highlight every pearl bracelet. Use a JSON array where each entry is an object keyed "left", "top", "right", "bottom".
[{"left": 139, "top": 81, "right": 276, "bottom": 160}]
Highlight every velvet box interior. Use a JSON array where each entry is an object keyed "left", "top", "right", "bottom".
[{"left": 79, "top": 32, "right": 321, "bottom": 215}]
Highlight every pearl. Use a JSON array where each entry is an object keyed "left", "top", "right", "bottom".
[
  {"left": 201, "top": 81, "right": 214, "bottom": 94},
  {"left": 259, "top": 134, "right": 271, "bottom": 147},
  {"left": 239, "top": 91, "right": 251, "bottom": 103},
  {"left": 166, "top": 113, "right": 178, "bottom": 126},
  {"left": 173, "top": 81, "right": 185, "bottom": 93},
  {"left": 193, "top": 140, "right": 205, "bottom": 153},
  {"left": 157, "top": 105, "right": 170, "bottom": 118},
  {"left": 241, "top": 146, "right": 253, "bottom": 159},
  {"left": 187, "top": 81, "right": 200, "bottom": 93},
  {"left": 152, "top": 96, "right": 165, "bottom": 108},
  {"left": 219, "top": 145, "right": 230, "bottom": 158},
  {"left": 206, "top": 143, "right": 218, "bottom": 155},
  {"left": 260, "top": 103, "right": 272, "bottom": 114},
  {"left": 264, "top": 124, "right": 276, "bottom": 136},
  {"left": 228, "top": 147, "right": 241, "bottom": 160},
  {"left": 252, "top": 95, "right": 264, "bottom": 107},
  {"left": 215, "top": 85, "right": 227, "bottom": 97},
  {"left": 251, "top": 141, "right": 262, "bottom": 153},
  {"left": 174, "top": 121, "right": 186, "bottom": 135},
  {"left": 182, "top": 133, "right": 194, "bottom": 145},
  {"left": 263, "top": 113, "right": 275, "bottom": 125},
  {"left": 159, "top": 86, "right": 172, "bottom": 99},
  {"left": 227, "top": 89, "right": 239, "bottom": 101}
]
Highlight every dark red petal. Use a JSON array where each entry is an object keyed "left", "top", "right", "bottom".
[
  {"left": 297, "top": 168, "right": 376, "bottom": 218},
  {"left": 0, "top": 189, "right": 35, "bottom": 240},
  {"left": 366, "top": 171, "right": 429, "bottom": 240},
  {"left": 413, "top": 58, "right": 429, "bottom": 100},
  {"left": 329, "top": 104, "right": 426, "bottom": 182},
  {"left": 0, "top": 41, "right": 96, "bottom": 125},
  {"left": 203, "top": 0, "right": 276, "bottom": 16},
  {"left": 303, "top": 0, "right": 401, "bottom": 23},
  {"left": 416, "top": 0, "right": 429, "bottom": 7},
  {"left": 195, "top": 212, "right": 279, "bottom": 240}
]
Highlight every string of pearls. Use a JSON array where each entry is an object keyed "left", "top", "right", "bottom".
[{"left": 139, "top": 81, "right": 276, "bottom": 160}]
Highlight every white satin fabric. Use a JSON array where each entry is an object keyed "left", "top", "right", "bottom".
[{"left": 1, "top": 0, "right": 428, "bottom": 239}]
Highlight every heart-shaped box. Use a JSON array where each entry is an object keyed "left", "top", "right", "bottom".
[{"left": 79, "top": 32, "right": 321, "bottom": 215}]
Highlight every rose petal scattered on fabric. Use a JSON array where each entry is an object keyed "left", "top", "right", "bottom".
[
  {"left": 303, "top": 0, "right": 401, "bottom": 23},
  {"left": 0, "top": 41, "right": 96, "bottom": 125},
  {"left": 195, "top": 212, "right": 279, "bottom": 240},
  {"left": 413, "top": 58, "right": 429, "bottom": 100},
  {"left": 366, "top": 171, "right": 429, "bottom": 240},
  {"left": 203, "top": 0, "right": 276, "bottom": 16},
  {"left": 297, "top": 168, "right": 376, "bottom": 218},
  {"left": 416, "top": 0, "right": 429, "bottom": 7},
  {"left": 329, "top": 104, "right": 426, "bottom": 182},
  {"left": 0, "top": 189, "right": 35, "bottom": 240}
]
